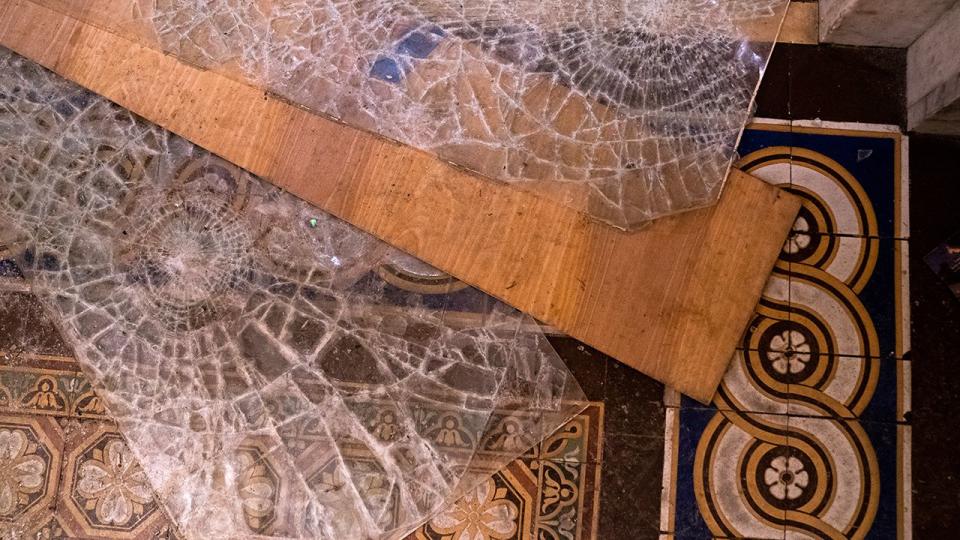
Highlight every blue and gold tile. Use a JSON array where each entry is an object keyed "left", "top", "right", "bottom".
[
  {"left": 740, "top": 121, "right": 906, "bottom": 240},
  {"left": 665, "top": 121, "right": 910, "bottom": 539}
]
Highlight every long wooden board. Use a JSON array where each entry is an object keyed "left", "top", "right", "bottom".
[{"left": 0, "top": 0, "right": 800, "bottom": 402}]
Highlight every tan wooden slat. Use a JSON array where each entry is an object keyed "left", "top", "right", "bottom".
[{"left": 0, "top": 0, "right": 800, "bottom": 402}]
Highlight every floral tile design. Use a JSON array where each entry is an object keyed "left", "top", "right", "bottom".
[
  {"left": 0, "top": 345, "right": 602, "bottom": 540},
  {"left": 415, "top": 462, "right": 534, "bottom": 540},
  {"left": 663, "top": 121, "right": 911, "bottom": 539},
  {"left": 56, "top": 420, "right": 174, "bottom": 539},
  {"left": 409, "top": 403, "right": 603, "bottom": 540},
  {"left": 0, "top": 212, "right": 602, "bottom": 540},
  {"left": 0, "top": 295, "right": 602, "bottom": 540},
  {"left": 0, "top": 364, "right": 108, "bottom": 420},
  {"left": 0, "top": 413, "right": 64, "bottom": 538},
  {"left": 3, "top": 361, "right": 598, "bottom": 540}
]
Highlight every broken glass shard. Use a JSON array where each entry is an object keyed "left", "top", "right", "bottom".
[
  {"left": 0, "top": 47, "right": 586, "bottom": 539},
  {"left": 31, "top": 0, "right": 790, "bottom": 228}
]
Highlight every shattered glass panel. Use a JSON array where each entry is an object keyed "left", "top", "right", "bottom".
[
  {"left": 0, "top": 47, "right": 586, "bottom": 539},
  {"left": 34, "top": 0, "right": 789, "bottom": 228}
]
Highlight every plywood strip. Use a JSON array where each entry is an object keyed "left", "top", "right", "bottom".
[{"left": 0, "top": 0, "right": 800, "bottom": 402}]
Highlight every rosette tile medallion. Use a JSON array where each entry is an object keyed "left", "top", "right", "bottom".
[
  {"left": 30, "top": 0, "right": 790, "bottom": 228},
  {"left": 0, "top": 47, "right": 587, "bottom": 539}
]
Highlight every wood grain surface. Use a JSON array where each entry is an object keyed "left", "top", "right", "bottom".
[{"left": 0, "top": 0, "right": 800, "bottom": 402}]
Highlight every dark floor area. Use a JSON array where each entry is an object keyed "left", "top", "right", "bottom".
[
  {"left": 548, "top": 337, "right": 666, "bottom": 539},
  {"left": 757, "top": 43, "right": 907, "bottom": 128},
  {"left": 906, "top": 134, "right": 960, "bottom": 537}
]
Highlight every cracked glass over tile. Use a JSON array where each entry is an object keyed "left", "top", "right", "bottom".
[
  {"left": 0, "top": 48, "right": 586, "bottom": 539},
  {"left": 35, "top": 0, "right": 789, "bottom": 228}
]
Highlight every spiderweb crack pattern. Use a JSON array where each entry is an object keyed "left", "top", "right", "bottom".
[
  {"left": 132, "top": 0, "right": 789, "bottom": 228},
  {"left": 0, "top": 47, "right": 586, "bottom": 539}
]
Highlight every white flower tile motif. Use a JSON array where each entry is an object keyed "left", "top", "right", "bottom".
[
  {"left": 75, "top": 437, "right": 155, "bottom": 528},
  {"left": 0, "top": 414, "right": 63, "bottom": 538},
  {"left": 429, "top": 478, "right": 520, "bottom": 539},
  {"left": 763, "top": 455, "right": 809, "bottom": 501},
  {"left": 58, "top": 421, "right": 171, "bottom": 539}
]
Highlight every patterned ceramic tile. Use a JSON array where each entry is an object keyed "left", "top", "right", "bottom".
[
  {"left": 408, "top": 403, "right": 603, "bottom": 540},
  {"left": 0, "top": 274, "right": 181, "bottom": 538},
  {"left": 0, "top": 365, "right": 108, "bottom": 420},
  {"left": 0, "top": 275, "right": 108, "bottom": 423},
  {"left": 0, "top": 413, "right": 64, "bottom": 538},
  {"left": 539, "top": 399, "right": 604, "bottom": 464},
  {"left": 532, "top": 458, "right": 602, "bottom": 539},
  {"left": 782, "top": 416, "right": 898, "bottom": 539},
  {"left": 663, "top": 121, "right": 911, "bottom": 539},
  {"left": 224, "top": 433, "right": 309, "bottom": 538},
  {"left": 413, "top": 460, "right": 538, "bottom": 540},
  {"left": 0, "top": 346, "right": 601, "bottom": 540},
  {"left": 738, "top": 122, "right": 905, "bottom": 239},
  {"left": 57, "top": 419, "right": 179, "bottom": 539},
  {"left": 0, "top": 250, "right": 601, "bottom": 540}
]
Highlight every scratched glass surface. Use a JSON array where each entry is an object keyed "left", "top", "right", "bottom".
[
  {"left": 33, "top": 0, "right": 789, "bottom": 228},
  {"left": 0, "top": 48, "right": 586, "bottom": 539}
]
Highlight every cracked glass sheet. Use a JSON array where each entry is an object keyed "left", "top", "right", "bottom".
[
  {"left": 0, "top": 47, "right": 586, "bottom": 539},
  {"left": 33, "top": 0, "right": 789, "bottom": 229}
]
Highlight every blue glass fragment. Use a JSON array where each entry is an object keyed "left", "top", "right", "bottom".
[
  {"left": 397, "top": 30, "right": 442, "bottom": 59},
  {"left": 370, "top": 56, "right": 403, "bottom": 83}
]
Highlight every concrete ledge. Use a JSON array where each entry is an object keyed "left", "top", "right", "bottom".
[
  {"left": 820, "top": 0, "right": 957, "bottom": 48},
  {"left": 908, "top": 2, "right": 960, "bottom": 135}
]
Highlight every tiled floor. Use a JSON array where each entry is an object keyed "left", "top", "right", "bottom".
[
  {"left": 0, "top": 260, "right": 608, "bottom": 540},
  {"left": 0, "top": 314, "right": 179, "bottom": 538},
  {"left": 0, "top": 43, "right": 597, "bottom": 539},
  {"left": 662, "top": 121, "right": 910, "bottom": 539},
  {"left": 0, "top": 36, "right": 943, "bottom": 540}
]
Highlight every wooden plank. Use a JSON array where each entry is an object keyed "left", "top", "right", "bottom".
[
  {"left": 0, "top": 0, "right": 800, "bottom": 402},
  {"left": 30, "top": 0, "right": 812, "bottom": 45}
]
